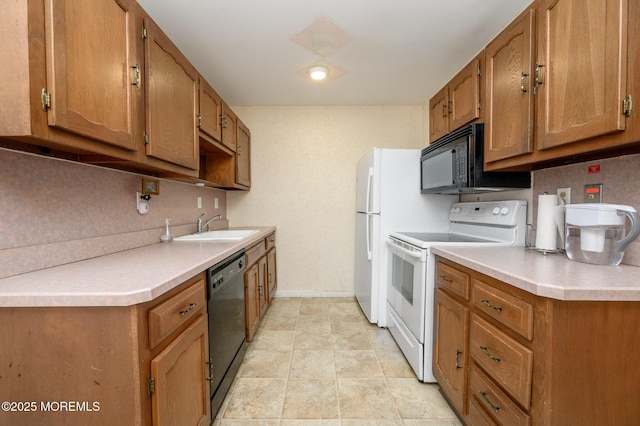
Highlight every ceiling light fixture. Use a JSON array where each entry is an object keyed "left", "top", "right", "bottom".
[{"left": 309, "top": 66, "right": 329, "bottom": 81}]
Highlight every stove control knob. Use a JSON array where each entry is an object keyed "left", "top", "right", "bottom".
[
  {"left": 454, "top": 207, "right": 462, "bottom": 214},
  {"left": 500, "top": 207, "right": 510, "bottom": 215},
  {"left": 492, "top": 207, "right": 501, "bottom": 215}
]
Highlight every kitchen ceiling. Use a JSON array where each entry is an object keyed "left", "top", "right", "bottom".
[{"left": 136, "top": 0, "right": 531, "bottom": 106}]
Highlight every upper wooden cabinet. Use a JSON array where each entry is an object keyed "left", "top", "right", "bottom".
[
  {"left": 536, "top": 0, "right": 628, "bottom": 149},
  {"left": 236, "top": 119, "right": 251, "bottom": 188},
  {"left": 221, "top": 104, "right": 238, "bottom": 152},
  {"left": 0, "top": 0, "right": 141, "bottom": 160},
  {"left": 142, "top": 15, "right": 199, "bottom": 171},
  {"left": 484, "top": 9, "right": 536, "bottom": 163},
  {"left": 484, "top": 0, "right": 638, "bottom": 170},
  {"left": 198, "top": 77, "right": 223, "bottom": 146},
  {"left": 429, "top": 55, "right": 483, "bottom": 143},
  {"left": 45, "top": 0, "right": 139, "bottom": 151}
]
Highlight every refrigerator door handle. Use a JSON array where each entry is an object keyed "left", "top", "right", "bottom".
[
  {"left": 365, "top": 167, "right": 374, "bottom": 260},
  {"left": 366, "top": 213, "right": 372, "bottom": 260},
  {"left": 366, "top": 167, "right": 374, "bottom": 213}
]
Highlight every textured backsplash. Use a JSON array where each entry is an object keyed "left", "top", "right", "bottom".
[
  {"left": 0, "top": 148, "right": 227, "bottom": 278},
  {"left": 533, "top": 152, "right": 640, "bottom": 266}
]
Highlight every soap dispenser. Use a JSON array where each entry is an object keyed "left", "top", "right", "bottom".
[{"left": 160, "top": 219, "right": 173, "bottom": 243}]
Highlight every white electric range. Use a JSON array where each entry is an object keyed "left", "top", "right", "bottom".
[{"left": 385, "top": 200, "right": 527, "bottom": 382}]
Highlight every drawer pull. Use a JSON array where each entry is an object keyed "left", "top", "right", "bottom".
[
  {"left": 179, "top": 302, "right": 197, "bottom": 316},
  {"left": 439, "top": 274, "right": 453, "bottom": 283},
  {"left": 479, "top": 391, "right": 501, "bottom": 413},
  {"left": 455, "top": 350, "right": 463, "bottom": 370},
  {"left": 479, "top": 346, "right": 501, "bottom": 363},
  {"left": 480, "top": 299, "right": 503, "bottom": 312}
]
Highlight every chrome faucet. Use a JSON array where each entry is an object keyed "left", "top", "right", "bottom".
[{"left": 197, "top": 213, "right": 223, "bottom": 233}]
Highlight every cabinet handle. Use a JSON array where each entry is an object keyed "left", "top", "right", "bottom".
[
  {"left": 455, "top": 349, "right": 463, "bottom": 370},
  {"left": 479, "top": 391, "right": 501, "bottom": 413},
  {"left": 480, "top": 299, "right": 502, "bottom": 312},
  {"left": 439, "top": 274, "right": 453, "bottom": 284},
  {"left": 534, "top": 62, "right": 544, "bottom": 94},
  {"left": 479, "top": 346, "right": 501, "bottom": 363},
  {"left": 205, "top": 358, "right": 214, "bottom": 380},
  {"left": 520, "top": 72, "right": 528, "bottom": 93},
  {"left": 220, "top": 115, "right": 228, "bottom": 128},
  {"left": 447, "top": 100, "right": 452, "bottom": 115},
  {"left": 179, "top": 302, "right": 197, "bottom": 316},
  {"left": 132, "top": 64, "right": 141, "bottom": 88}
]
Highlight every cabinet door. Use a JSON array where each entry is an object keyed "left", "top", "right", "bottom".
[
  {"left": 449, "top": 57, "right": 481, "bottom": 131},
  {"left": 429, "top": 86, "right": 450, "bottom": 142},
  {"left": 258, "top": 256, "right": 268, "bottom": 318},
  {"left": 44, "top": 0, "right": 138, "bottom": 150},
  {"left": 536, "top": 0, "right": 628, "bottom": 149},
  {"left": 221, "top": 104, "right": 237, "bottom": 152},
  {"left": 484, "top": 9, "right": 535, "bottom": 163},
  {"left": 150, "top": 314, "right": 210, "bottom": 426},
  {"left": 198, "top": 77, "right": 222, "bottom": 144},
  {"left": 245, "top": 263, "right": 260, "bottom": 342},
  {"left": 433, "top": 289, "right": 469, "bottom": 415},
  {"left": 143, "top": 17, "right": 199, "bottom": 170},
  {"left": 236, "top": 119, "right": 251, "bottom": 187},
  {"left": 267, "top": 248, "right": 277, "bottom": 303}
]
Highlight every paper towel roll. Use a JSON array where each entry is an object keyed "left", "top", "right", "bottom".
[{"left": 536, "top": 194, "right": 561, "bottom": 250}]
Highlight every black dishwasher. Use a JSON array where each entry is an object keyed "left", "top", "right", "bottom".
[{"left": 207, "top": 249, "right": 247, "bottom": 417}]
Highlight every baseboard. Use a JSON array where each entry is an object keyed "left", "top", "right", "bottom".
[{"left": 272, "top": 290, "right": 356, "bottom": 298}]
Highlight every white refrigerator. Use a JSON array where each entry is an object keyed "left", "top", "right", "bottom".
[{"left": 355, "top": 148, "right": 457, "bottom": 326}]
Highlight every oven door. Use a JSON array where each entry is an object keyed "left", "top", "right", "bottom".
[{"left": 386, "top": 238, "right": 426, "bottom": 341}]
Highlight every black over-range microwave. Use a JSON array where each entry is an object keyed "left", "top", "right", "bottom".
[{"left": 420, "top": 123, "right": 531, "bottom": 194}]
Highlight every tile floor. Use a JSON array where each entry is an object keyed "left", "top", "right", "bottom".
[{"left": 214, "top": 297, "right": 461, "bottom": 425}]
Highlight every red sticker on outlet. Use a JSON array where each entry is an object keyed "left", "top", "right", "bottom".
[{"left": 588, "top": 165, "right": 601, "bottom": 174}]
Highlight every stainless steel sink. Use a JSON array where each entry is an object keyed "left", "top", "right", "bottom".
[{"left": 174, "top": 229, "right": 259, "bottom": 241}]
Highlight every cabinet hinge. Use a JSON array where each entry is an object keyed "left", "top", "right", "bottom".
[
  {"left": 41, "top": 88, "right": 51, "bottom": 111},
  {"left": 477, "top": 101, "right": 481, "bottom": 110},
  {"left": 147, "top": 376, "right": 155, "bottom": 397},
  {"left": 477, "top": 67, "right": 481, "bottom": 76},
  {"left": 143, "top": 132, "right": 149, "bottom": 145},
  {"left": 197, "top": 114, "right": 202, "bottom": 129},
  {"left": 142, "top": 26, "right": 148, "bottom": 40},
  {"left": 623, "top": 95, "right": 633, "bottom": 117}
]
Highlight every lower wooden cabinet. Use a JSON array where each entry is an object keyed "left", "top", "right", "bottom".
[
  {"left": 0, "top": 273, "right": 210, "bottom": 426},
  {"left": 433, "top": 288, "right": 469, "bottom": 415},
  {"left": 434, "top": 256, "right": 640, "bottom": 425},
  {"left": 150, "top": 315, "right": 209, "bottom": 426},
  {"left": 244, "top": 232, "right": 277, "bottom": 342}
]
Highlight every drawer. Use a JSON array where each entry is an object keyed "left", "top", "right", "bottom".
[
  {"left": 246, "top": 240, "right": 266, "bottom": 265},
  {"left": 468, "top": 394, "right": 499, "bottom": 426},
  {"left": 472, "top": 279, "right": 534, "bottom": 340},
  {"left": 469, "top": 314, "right": 533, "bottom": 408},
  {"left": 266, "top": 232, "right": 276, "bottom": 250},
  {"left": 148, "top": 278, "right": 206, "bottom": 349},
  {"left": 469, "top": 365, "right": 531, "bottom": 426},
  {"left": 436, "top": 261, "right": 470, "bottom": 300}
]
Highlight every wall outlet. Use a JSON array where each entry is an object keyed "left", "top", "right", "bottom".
[
  {"left": 214, "top": 198, "right": 219, "bottom": 209},
  {"left": 557, "top": 187, "right": 571, "bottom": 205},
  {"left": 584, "top": 184, "right": 603, "bottom": 203},
  {"left": 197, "top": 197, "right": 202, "bottom": 209}
]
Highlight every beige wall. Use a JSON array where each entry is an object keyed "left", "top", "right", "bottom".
[{"left": 228, "top": 106, "right": 425, "bottom": 296}]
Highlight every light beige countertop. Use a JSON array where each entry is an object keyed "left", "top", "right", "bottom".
[
  {"left": 431, "top": 246, "right": 640, "bottom": 301},
  {"left": 0, "top": 226, "right": 275, "bottom": 307}
]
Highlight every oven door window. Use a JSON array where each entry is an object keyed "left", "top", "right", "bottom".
[{"left": 387, "top": 243, "right": 426, "bottom": 342}]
